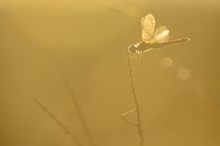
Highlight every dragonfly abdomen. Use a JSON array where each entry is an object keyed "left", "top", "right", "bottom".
[{"left": 136, "top": 38, "right": 190, "bottom": 53}]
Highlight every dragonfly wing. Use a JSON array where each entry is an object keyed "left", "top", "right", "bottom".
[
  {"left": 151, "top": 25, "right": 170, "bottom": 43},
  {"left": 141, "top": 14, "right": 156, "bottom": 42}
]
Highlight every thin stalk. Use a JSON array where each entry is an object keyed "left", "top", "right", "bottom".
[
  {"left": 35, "top": 99, "right": 83, "bottom": 146},
  {"left": 127, "top": 53, "right": 144, "bottom": 146},
  {"left": 55, "top": 62, "right": 96, "bottom": 146}
]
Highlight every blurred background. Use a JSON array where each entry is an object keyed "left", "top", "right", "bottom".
[{"left": 1, "top": 0, "right": 220, "bottom": 146}]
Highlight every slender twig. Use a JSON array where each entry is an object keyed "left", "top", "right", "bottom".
[
  {"left": 127, "top": 53, "right": 145, "bottom": 146},
  {"left": 35, "top": 99, "right": 83, "bottom": 146},
  {"left": 120, "top": 108, "right": 137, "bottom": 126},
  {"left": 121, "top": 108, "right": 136, "bottom": 116},
  {"left": 55, "top": 62, "right": 96, "bottom": 146},
  {"left": 44, "top": 47, "right": 96, "bottom": 146}
]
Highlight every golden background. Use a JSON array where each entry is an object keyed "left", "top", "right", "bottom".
[{"left": 1, "top": 0, "right": 220, "bottom": 146}]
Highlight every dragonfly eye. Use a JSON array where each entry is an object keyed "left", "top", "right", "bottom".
[{"left": 128, "top": 44, "right": 136, "bottom": 54}]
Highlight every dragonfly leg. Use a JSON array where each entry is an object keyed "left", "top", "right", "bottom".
[
  {"left": 139, "top": 53, "right": 143, "bottom": 64},
  {"left": 136, "top": 51, "right": 142, "bottom": 64},
  {"left": 135, "top": 50, "right": 139, "bottom": 61},
  {"left": 138, "top": 50, "right": 142, "bottom": 62}
]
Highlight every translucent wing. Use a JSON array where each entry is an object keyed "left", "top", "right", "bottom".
[
  {"left": 141, "top": 14, "right": 156, "bottom": 42},
  {"left": 150, "top": 26, "right": 170, "bottom": 43}
]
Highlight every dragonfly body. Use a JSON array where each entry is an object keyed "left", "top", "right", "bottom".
[
  {"left": 129, "top": 38, "right": 190, "bottom": 54},
  {"left": 128, "top": 13, "right": 190, "bottom": 55}
]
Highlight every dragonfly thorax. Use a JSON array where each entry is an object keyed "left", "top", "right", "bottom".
[
  {"left": 128, "top": 42, "right": 152, "bottom": 54},
  {"left": 128, "top": 44, "right": 137, "bottom": 54}
]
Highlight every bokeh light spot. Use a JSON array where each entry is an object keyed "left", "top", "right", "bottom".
[
  {"left": 177, "top": 67, "right": 191, "bottom": 80},
  {"left": 161, "top": 57, "right": 173, "bottom": 68}
]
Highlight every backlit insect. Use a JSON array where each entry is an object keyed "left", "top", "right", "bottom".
[{"left": 128, "top": 13, "right": 190, "bottom": 60}]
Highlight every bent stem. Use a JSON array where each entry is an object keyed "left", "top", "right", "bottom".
[
  {"left": 35, "top": 99, "right": 83, "bottom": 146},
  {"left": 41, "top": 48, "right": 96, "bottom": 146},
  {"left": 55, "top": 62, "right": 96, "bottom": 146},
  {"left": 127, "top": 53, "right": 145, "bottom": 146}
]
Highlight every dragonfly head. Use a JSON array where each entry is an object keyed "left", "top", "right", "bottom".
[{"left": 128, "top": 44, "right": 137, "bottom": 54}]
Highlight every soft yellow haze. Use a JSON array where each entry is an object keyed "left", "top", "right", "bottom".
[{"left": 1, "top": 0, "right": 220, "bottom": 146}]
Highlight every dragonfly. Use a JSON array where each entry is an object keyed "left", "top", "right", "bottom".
[{"left": 128, "top": 13, "right": 190, "bottom": 60}]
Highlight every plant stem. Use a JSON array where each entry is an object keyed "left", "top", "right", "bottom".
[
  {"left": 127, "top": 53, "right": 144, "bottom": 146},
  {"left": 35, "top": 99, "right": 83, "bottom": 146},
  {"left": 55, "top": 62, "right": 96, "bottom": 146}
]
